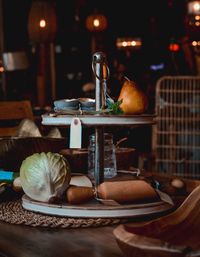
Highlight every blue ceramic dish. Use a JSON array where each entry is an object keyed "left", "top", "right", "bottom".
[
  {"left": 54, "top": 99, "right": 79, "bottom": 110},
  {"left": 78, "top": 98, "right": 95, "bottom": 111}
]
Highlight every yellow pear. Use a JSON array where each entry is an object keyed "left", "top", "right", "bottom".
[{"left": 118, "top": 78, "right": 148, "bottom": 115}]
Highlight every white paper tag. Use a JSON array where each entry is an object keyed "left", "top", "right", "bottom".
[{"left": 69, "top": 118, "right": 82, "bottom": 148}]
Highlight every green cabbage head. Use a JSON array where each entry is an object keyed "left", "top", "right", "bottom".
[{"left": 20, "top": 152, "right": 71, "bottom": 203}]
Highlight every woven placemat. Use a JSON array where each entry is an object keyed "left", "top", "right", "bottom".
[{"left": 0, "top": 199, "right": 125, "bottom": 228}]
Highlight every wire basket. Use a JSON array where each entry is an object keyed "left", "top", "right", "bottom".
[{"left": 153, "top": 76, "right": 200, "bottom": 179}]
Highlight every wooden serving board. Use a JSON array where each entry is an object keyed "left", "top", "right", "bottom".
[
  {"left": 113, "top": 186, "right": 200, "bottom": 257},
  {"left": 22, "top": 194, "right": 173, "bottom": 218}
]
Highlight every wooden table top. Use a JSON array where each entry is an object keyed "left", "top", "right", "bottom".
[
  {"left": 0, "top": 221, "right": 123, "bottom": 257},
  {"left": 1, "top": 172, "right": 199, "bottom": 257}
]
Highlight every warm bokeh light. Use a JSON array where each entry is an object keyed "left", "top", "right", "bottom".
[
  {"left": 192, "top": 40, "right": 200, "bottom": 46},
  {"left": 39, "top": 19, "right": 46, "bottom": 28},
  {"left": 131, "top": 41, "right": 137, "bottom": 46},
  {"left": 0, "top": 60, "right": 4, "bottom": 72},
  {"left": 188, "top": 1, "right": 200, "bottom": 14},
  {"left": 169, "top": 43, "right": 180, "bottom": 52},
  {"left": 193, "top": 2, "right": 200, "bottom": 11},
  {"left": 93, "top": 19, "right": 100, "bottom": 28},
  {"left": 86, "top": 14, "right": 108, "bottom": 32},
  {"left": 116, "top": 38, "right": 142, "bottom": 49},
  {"left": 122, "top": 41, "right": 128, "bottom": 47}
]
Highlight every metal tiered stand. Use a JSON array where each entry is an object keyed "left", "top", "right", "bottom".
[{"left": 22, "top": 52, "right": 173, "bottom": 218}]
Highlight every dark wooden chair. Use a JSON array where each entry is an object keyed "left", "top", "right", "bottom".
[{"left": 0, "top": 100, "right": 34, "bottom": 137}]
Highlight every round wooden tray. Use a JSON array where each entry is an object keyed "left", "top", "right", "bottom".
[
  {"left": 41, "top": 113, "right": 156, "bottom": 127},
  {"left": 22, "top": 194, "right": 173, "bottom": 218}
]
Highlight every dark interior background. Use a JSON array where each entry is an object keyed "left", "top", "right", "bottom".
[
  {"left": 1, "top": 0, "right": 193, "bottom": 105},
  {"left": 0, "top": 0, "right": 199, "bottom": 153}
]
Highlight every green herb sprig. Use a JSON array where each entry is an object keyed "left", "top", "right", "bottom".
[{"left": 107, "top": 98, "right": 124, "bottom": 115}]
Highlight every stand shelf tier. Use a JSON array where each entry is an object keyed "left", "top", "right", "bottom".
[
  {"left": 41, "top": 113, "right": 156, "bottom": 127},
  {"left": 22, "top": 194, "right": 173, "bottom": 219}
]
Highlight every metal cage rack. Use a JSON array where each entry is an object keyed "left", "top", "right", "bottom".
[{"left": 153, "top": 76, "right": 200, "bottom": 179}]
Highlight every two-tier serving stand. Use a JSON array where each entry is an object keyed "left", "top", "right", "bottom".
[{"left": 22, "top": 52, "right": 173, "bottom": 218}]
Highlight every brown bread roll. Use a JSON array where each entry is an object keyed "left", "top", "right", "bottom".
[
  {"left": 97, "top": 180, "right": 158, "bottom": 204},
  {"left": 66, "top": 185, "right": 95, "bottom": 204}
]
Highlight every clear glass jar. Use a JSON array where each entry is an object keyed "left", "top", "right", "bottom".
[{"left": 88, "top": 133, "right": 117, "bottom": 179}]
